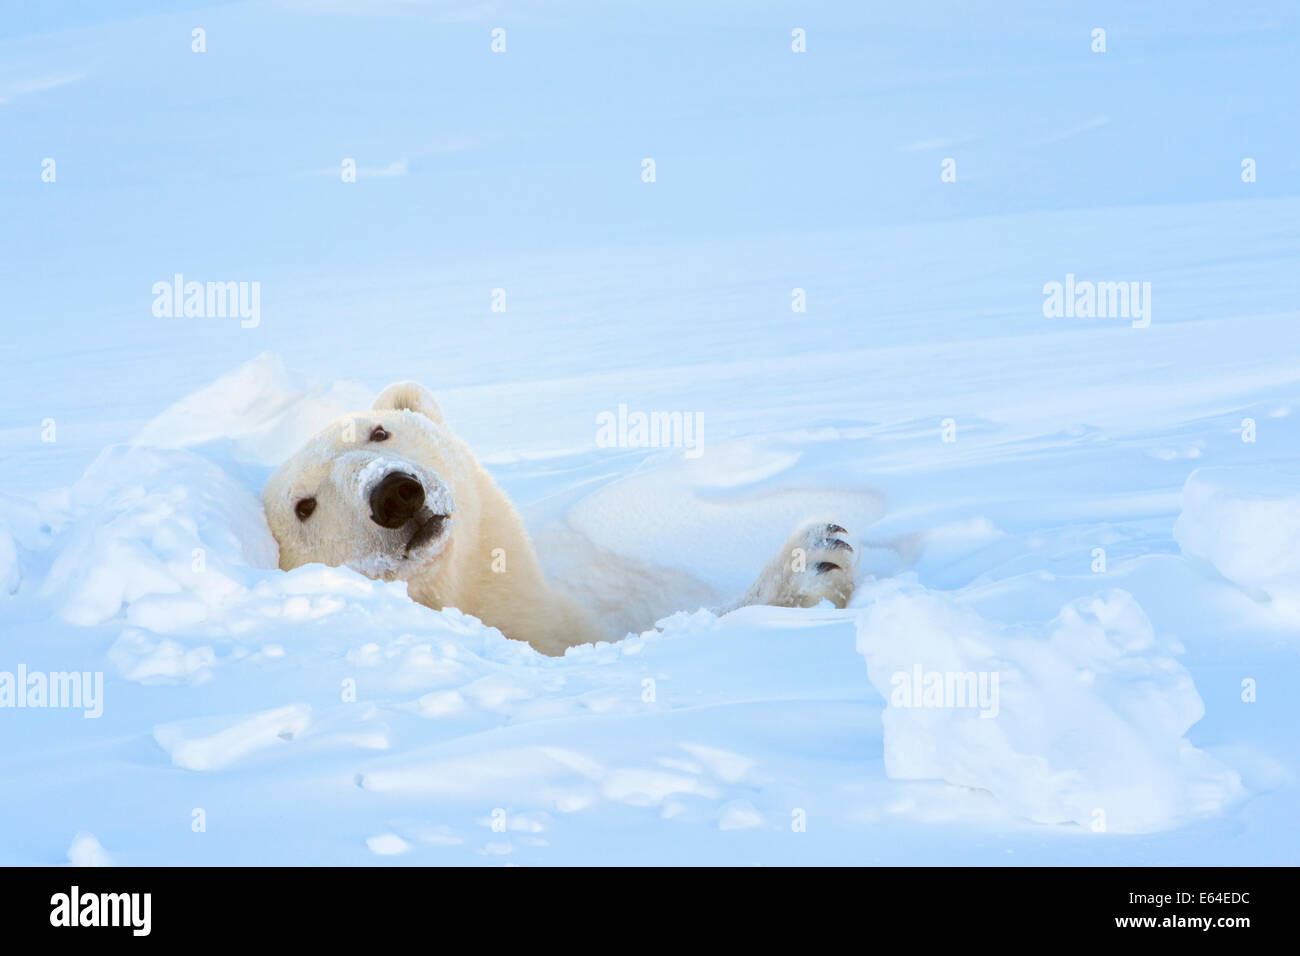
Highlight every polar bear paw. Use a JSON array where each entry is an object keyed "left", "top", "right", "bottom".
[{"left": 728, "top": 521, "right": 857, "bottom": 612}]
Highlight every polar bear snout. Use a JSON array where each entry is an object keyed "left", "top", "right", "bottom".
[{"left": 369, "top": 472, "right": 424, "bottom": 528}]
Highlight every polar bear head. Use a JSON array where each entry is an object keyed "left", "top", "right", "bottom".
[{"left": 262, "top": 382, "right": 476, "bottom": 581}]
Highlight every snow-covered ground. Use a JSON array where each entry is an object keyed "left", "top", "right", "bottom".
[
  {"left": 4, "top": 197, "right": 1299, "bottom": 864},
  {"left": 2, "top": 0, "right": 1298, "bottom": 864}
]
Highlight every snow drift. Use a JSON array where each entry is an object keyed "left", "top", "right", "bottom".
[
  {"left": 856, "top": 581, "right": 1241, "bottom": 832},
  {"left": 1175, "top": 467, "right": 1300, "bottom": 620}
]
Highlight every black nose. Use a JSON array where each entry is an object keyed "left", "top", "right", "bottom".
[{"left": 369, "top": 472, "right": 425, "bottom": 528}]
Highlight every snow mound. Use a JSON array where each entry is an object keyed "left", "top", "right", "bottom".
[
  {"left": 855, "top": 581, "right": 1243, "bottom": 833},
  {"left": 154, "top": 703, "right": 312, "bottom": 770},
  {"left": 132, "top": 352, "right": 371, "bottom": 466},
  {"left": 1174, "top": 467, "right": 1300, "bottom": 617},
  {"left": 67, "top": 832, "right": 113, "bottom": 867},
  {"left": 0, "top": 492, "right": 47, "bottom": 595},
  {"left": 39, "top": 444, "right": 278, "bottom": 628}
]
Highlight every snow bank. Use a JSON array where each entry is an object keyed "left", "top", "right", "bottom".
[
  {"left": 1174, "top": 467, "right": 1300, "bottom": 617},
  {"left": 132, "top": 352, "right": 371, "bottom": 466},
  {"left": 39, "top": 445, "right": 277, "bottom": 629},
  {"left": 855, "top": 581, "right": 1243, "bottom": 832}
]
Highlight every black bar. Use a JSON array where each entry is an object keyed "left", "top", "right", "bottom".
[{"left": 0, "top": 866, "right": 1280, "bottom": 942}]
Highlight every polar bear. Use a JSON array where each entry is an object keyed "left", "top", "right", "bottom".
[{"left": 262, "top": 382, "right": 857, "bottom": 655}]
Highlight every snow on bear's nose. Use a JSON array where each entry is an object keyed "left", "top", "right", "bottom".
[{"left": 369, "top": 472, "right": 424, "bottom": 528}]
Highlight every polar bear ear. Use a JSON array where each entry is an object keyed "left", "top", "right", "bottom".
[{"left": 372, "top": 381, "right": 443, "bottom": 423}]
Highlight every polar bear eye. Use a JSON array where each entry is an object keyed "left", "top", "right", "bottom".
[
  {"left": 295, "top": 497, "right": 317, "bottom": 521},
  {"left": 369, "top": 426, "right": 390, "bottom": 442}
]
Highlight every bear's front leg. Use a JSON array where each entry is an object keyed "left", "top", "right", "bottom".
[{"left": 724, "top": 521, "right": 857, "bottom": 612}]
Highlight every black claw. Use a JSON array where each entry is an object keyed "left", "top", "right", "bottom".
[
  {"left": 814, "top": 561, "right": 841, "bottom": 574},
  {"left": 825, "top": 539, "right": 854, "bottom": 553},
  {"left": 825, "top": 524, "right": 848, "bottom": 535}
]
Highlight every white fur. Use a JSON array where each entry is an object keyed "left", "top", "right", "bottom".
[{"left": 263, "top": 382, "right": 857, "bottom": 655}]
